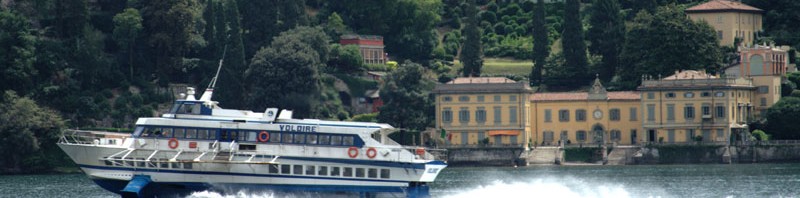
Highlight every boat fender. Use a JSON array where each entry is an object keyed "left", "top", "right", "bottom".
[
  {"left": 168, "top": 138, "right": 179, "bottom": 149},
  {"left": 347, "top": 147, "right": 359, "bottom": 158},
  {"left": 366, "top": 147, "right": 377, "bottom": 159},
  {"left": 258, "top": 131, "right": 270, "bottom": 142},
  {"left": 415, "top": 148, "right": 425, "bottom": 155}
]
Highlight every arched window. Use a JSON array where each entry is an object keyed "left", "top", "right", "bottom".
[{"left": 750, "top": 55, "right": 764, "bottom": 75}]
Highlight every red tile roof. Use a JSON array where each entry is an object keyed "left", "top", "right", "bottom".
[
  {"left": 686, "top": 0, "right": 762, "bottom": 13},
  {"left": 448, "top": 77, "right": 516, "bottom": 84},
  {"left": 530, "top": 91, "right": 640, "bottom": 101}
]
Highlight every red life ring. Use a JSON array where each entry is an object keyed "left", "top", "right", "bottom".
[
  {"left": 168, "top": 138, "right": 179, "bottom": 149},
  {"left": 258, "top": 131, "right": 270, "bottom": 142},
  {"left": 347, "top": 147, "right": 359, "bottom": 158},
  {"left": 366, "top": 147, "right": 377, "bottom": 159}
]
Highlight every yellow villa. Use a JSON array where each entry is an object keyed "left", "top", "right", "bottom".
[
  {"left": 433, "top": 77, "right": 533, "bottom": 148},
  {"left": 639, "top": 70, "right": 755, "bottom": 144},
  {"left": 686, "top": 0, "right": 763, "bottom": 46},
  {"left": 531, "top": 78, "right": 641, "bottom": 146}
]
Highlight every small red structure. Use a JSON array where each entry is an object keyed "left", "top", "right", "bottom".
[{"left": 340, "top": 35, "right": 387, "bottom": 64}]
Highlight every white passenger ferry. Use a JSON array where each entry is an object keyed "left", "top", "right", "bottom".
[{"left": 57, "top": 86, "right": 446, "bottom": 198}]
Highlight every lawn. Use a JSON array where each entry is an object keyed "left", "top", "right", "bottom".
[{"left": 454, "top": 58, "right": 532, "bottom": 76}]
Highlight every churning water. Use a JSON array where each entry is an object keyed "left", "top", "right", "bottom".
[{"left": 2, "top": 164, "right": 800, "bottom": 198}]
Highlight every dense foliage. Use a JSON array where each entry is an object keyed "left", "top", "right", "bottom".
[
  {"left": 766, "top": 97, "right": 800, "bottom": 140},
  {"left": 460, "top": 0, "right": 483, "bottom": 77}
]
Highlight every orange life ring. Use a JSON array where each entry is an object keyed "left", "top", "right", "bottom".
[
  {"left": 258, "top": 131, "right": 270, "bottom": 142},
  {"left": 347, "top": 147, "right": 359, "bottom": 158},
  {"left": 168, "top": 138, "right": 179, "bottom": 149},
  {"left": 415, "top": 148, "right": 425, "bottom": 155},
  {"left": 366, "top": 147, "right": 377, "bottom": 159}
]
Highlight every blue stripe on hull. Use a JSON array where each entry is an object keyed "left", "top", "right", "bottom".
[
  {"left": 92, "top": 179, "right": 430, "bottom": 198},
  {"left": 80, "top": 164, "right": 408, "bottom": 183}
]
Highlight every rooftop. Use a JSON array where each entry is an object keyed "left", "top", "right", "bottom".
[
  {"left": 686, "top": 0, "right": 762, "bottom": 13},
  {"left": 663, "top": 70, "right": 718, "bottom": 80},
  {"left": 434, "top": 77, "right": 532, "bottom": 94},
  {"left": 530, "top": 91, "right": 640, "bottom": 101}
]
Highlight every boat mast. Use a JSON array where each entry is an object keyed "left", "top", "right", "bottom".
[{"left": 199, "top": 41, "right": 228, "bottom": 102}]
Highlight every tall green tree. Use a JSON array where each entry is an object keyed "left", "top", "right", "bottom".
[
  {"left": 278, "top": 0, "right": 308, "bottom": 30},
  {"left": 460, "top": 0, "right": 483, "bottom": 77},
  {"left": 619, "top": 6, "right": 721, "bottom": 89},
  {"left": 215, "top": 0, "right": 247, "bottom": 109},
  {"left": 0, "top": 10, "right": 37, "bottom": 95},
  {"left": 744, "top": 0, "right": 800, "bottom": 49},
  {"left": 237, "top": 0, "right": 278, "bottom": 58},
  {"left": 587, "top": 0, "right": 624, "bottom": 82},
  {"left": 54, "top": 0, "right": 89, "bottom": 39},
  {"left": 0, "top": 91, "right": 65, "bottom": 173},
  {"left": 559, "top": 0, "right": 588, "bottom": 88},
  {"left": 530, "top": 0, "right": 548, "bottom": 86},
  {"left": 377, "top": 60, "right": 434, "bottom": 143},
  {"left": 140, "top": 0, "right": 199, "bottom": 84},
  {"left": 113, "top": 8, "right": 143, "bottom": 79},
  {"left": 325, "top": 12, "right": 347, "bottom": 40},
  {"left": 766, "top": 97, "right": 800, "bottom": 139},
  {"left": 244, "top": 27, "right": 329, "bottom": 118}
]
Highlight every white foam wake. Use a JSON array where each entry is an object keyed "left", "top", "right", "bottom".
[
  {"left": 441, "top": 179, "right": 632, "bottom": 198},
  {"left": 186, "top": 190, "right": 275, "bottom": 198}
]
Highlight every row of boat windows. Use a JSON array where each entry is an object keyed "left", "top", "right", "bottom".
[
  {"left": 268, "top": 164, "right": 392, "bottom": 179},
  {"left": 135, "top": 126, "right": 360, "bottom": 146},
  {"left": 104, "top": 158, "right": 193, "bottom": 170},
  {"left": 103, "top": 158, "right": 392, "bottom": 179}
]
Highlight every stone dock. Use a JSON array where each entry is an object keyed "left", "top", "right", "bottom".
[{"left": 443, "top": 143, "right": 800, "bottom": 166}]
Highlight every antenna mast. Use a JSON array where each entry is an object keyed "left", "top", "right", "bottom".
[{"left": 199, "top": 36, "right": 229, "bottom": 102}]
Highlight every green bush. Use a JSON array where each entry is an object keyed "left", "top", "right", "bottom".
[
  {"left": 350, "top": 113, "right": 378, "bottom": 122},
  {"left": 752, "top": 129, "right": 770, "bottom": 141}
]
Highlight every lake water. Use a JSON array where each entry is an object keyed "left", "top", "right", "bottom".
[{"left": 2, "top": 164, "right": 799, "bottom": 198}]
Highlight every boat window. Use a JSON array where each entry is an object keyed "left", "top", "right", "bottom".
[
  {"left": 281, "top": 165, "right": 291, "bottom": 174},
  {"left": 305, "top": 165, "right": 316, "bottom": 175},
  {"left": 380, "top": 169, "right": 390, "bottom": 179},
  {"left": 355, "top": 168, "right": 365, "bottom": 178},
  {"left": 174, "top": 128, "right": 186, "bottom": 138},
  {"left": 169, "top": 102, "right": 181, "bottom": 114},
  {"left": 136, "top": 158, "right": 146, "bottom": 167},
  {"left": 133, "top": 127, "right": 145, "bottom": 137},
  {"left": 239, "top": 144, "right": 255, "bottom": 150},
  {"left": 161, "top": 128, "right": 173, "bottom": 138},
  {"left": 183, "top": 163, "right": 192, "bottom": 169},
  {"left": 307, "top": 134, "right": 318, "bottom": 144},
  {"left": 368, "top": 168, "right": 378, "bottom": 178},
  {"left": 159, "top": 159, "right": 169, "bottom": 168},
  {"left": 293, "top": 165, "right": 303, "bottom": 174},
  {"left": 331, "top": 167, "right": 340, "bottom": 177},
  {"left": 246, "top": 131, "right": 257, "bottom": 142},
  {"left": 196, "top": 129, "right": 206, "bottom": 139},
  {"left": 104, "top": 159, "right": 113, "bottom": 166},
  {"left": 178, "top": 103, "right": 201, "bottom": 115},
  {"left": 319, "top": 135, "right": 330, "bottom": 145},
  {"left": 282, "top": 133, "right": 293, "bottom": 143},
  {"left": 343, "top": 167, "right": 353, "bottom": 177},
  {"left": 331, "top": 136, "right": 342, "bottom": 145},
  {"left": 343, "top": 136, "right": 354, "bottom": 146},
  {"left": 318, "top": 166, "right": 328, "bottom": 176},
  {"left": 146, "top": 160, "right": 156, "bottom": 168},
  {"left": 186, "top": 129, "right": 197, "bottom": 139},
  {"left": 269, "top": 164, "right": 279, "bottom": 174},
  {"left": 124, "top": 159, "right": 133, "bottom": 167},
  {"left": 238, "top": 131, "right": 248, "bottom": 142},
  {"left": 112, "top": 157, "right": 122, "bottom": 166},
  {"left": 171, "top": 162, "right": 180, "bottom": 169},
  {"left": 293, "top": 134, "right": 306, "bottom": 144},
  {"left": 208, "top": 130, "right": 217, "bottom": 139},
  {"left": 269, "top": 132, "right": 281, "bottom": 143}
]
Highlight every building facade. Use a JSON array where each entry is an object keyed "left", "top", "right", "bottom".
[
  {"left": 531, "top": 78, "right": 642, "bottom": 146},
  {"left": 433, "top": 77, "right": 533, "bottom": 148},
  {"left": 738, "top": 45, "right": 789, "bottom": 116},
  {"left": 686, "top": 0, "right": 763, "bottom": 46},
  {"left": 339, "top": 35, "right": 387, "bottom": 64},
  {"left": 639, "top": 70, "right": 754, "bottom": 144}
]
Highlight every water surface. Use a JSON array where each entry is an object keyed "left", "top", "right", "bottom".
[{"left": 2, "top": 164, "right": 798, "bottom": 198}]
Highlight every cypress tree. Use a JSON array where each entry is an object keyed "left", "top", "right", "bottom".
[
  {"left": 588, "top": 0, "right": 624, "bottom": 82},
  {"left": 460, "top": 0, "right": 483, "bottom": 77},
  {"left": 530, "top": 0, "right": 548, "bottom": 86},
  {"left": 215, "top": 0, "right": 247, "bottom": 109},
  {"left": 561, "top": 0, "right": 588, "bottom": 87}
]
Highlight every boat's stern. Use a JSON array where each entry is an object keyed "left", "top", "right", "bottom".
[{"left": 419, "top": 160, "right": 447, "bottom": 182}]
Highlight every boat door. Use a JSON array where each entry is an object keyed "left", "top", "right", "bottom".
[{"left": 219, "top": 122, "right": 240, "bottom": 143}]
